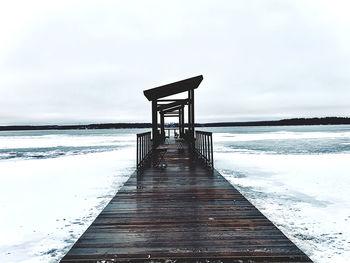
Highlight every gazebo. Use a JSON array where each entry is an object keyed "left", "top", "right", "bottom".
[{"left": 143, "top": 75, "right": 203, "bottom": 147}]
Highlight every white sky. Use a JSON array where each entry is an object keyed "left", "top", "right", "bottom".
[{"left": 0, "top": 0, "right": 350, "bottom": 125}]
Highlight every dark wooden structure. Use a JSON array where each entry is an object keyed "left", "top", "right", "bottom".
[
  {"left": 144, "top": 75, "right": 203, "bottom": 147},
  {"left": 61, "top": 76, "right": 312, "bottom": 262},
  {"left": 61, "top": 140, "right": 312, "bottom": 262}
]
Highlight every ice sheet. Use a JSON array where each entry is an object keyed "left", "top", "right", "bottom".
[
  {"left": 216, "top": 152, "right": 350, "bottom": 263},
  {"left": 0, "top": 148, "right": 134, "bottom": 263}
]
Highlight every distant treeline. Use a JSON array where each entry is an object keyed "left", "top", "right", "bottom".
[
  {"left": 0, "top": 117, "right": 349, "bottom": 131},
  {"left": 200, "top": 117, "right": 350, "bottom": 127},
  {"left": 0, "top": 123, "right": 152, "bottom": 131}
]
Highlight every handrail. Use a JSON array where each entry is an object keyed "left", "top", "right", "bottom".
[
  {"left": 136, "top": 131, "right": 152, "bottom": 169},
  {"left": 195, "top": 130, "right": 214, "bottom": 169}
]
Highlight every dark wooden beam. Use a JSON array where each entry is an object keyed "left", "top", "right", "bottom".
[
  {"left": 157, "top": 100, "right": 188, "bottom": 111},
  {"left": 161, "top": 106, "right": 181, "bottom": 114},
  {"left": 164, "top": 111, "right": 179, "bottom": 115},
  {"left": 182, "top": 106, "right": 185, "bottom": 136},
  {"left": 157, "top": 99, "right": 189, "bottom": 102},
  {"left": 152, "top": 100, "right": 158, "bottom": 146},
  {"left": 160, "top": 113, "right": 165, "bottom": 138},
  {"left": 178, "top": 108, "right": 181, "bottom": 137},
  {"left": 190, "top": 89, "right": 195, "bottom": 133},
  {"left": 188, "top": 90, "right": 191, "bottom": 131},
  {"left": 144, "top": 75, "right": 203, "bottom": 101}
]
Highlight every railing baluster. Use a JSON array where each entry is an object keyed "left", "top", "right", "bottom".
[
  {"left": 142, "top": 135, "right": 145, "bottom": 165},
  {"left": 211, "top": 134, "right": 213, "bottom": 168},
  {"left": 201, "top": 133, "right": 204, "bottom": 158},
  {"left": 136, "top": 136, "right": 139, "bottom": 168},
  {"left": 205, "top": 133, "right": 208, "bottom": 165},
  {"left": 194, "top": 130, "right": 214, "bottom": 169},
  {"left": 136, "top": 131, "right": 152, "bottom": 170},
  {"left": 207, "top": 134, "right": 209, "bottom": 166}
]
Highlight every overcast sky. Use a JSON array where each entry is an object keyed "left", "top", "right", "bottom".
[{"left": 0, "top": 0, "right": 349, "bottom": 125}]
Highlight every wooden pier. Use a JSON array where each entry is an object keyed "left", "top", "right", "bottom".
[
  {"left": 61, "top": 76, "right": 312, "bottom": 262},
  {"left": 61, "top": 140, "right": 311, "bottom": 262}
]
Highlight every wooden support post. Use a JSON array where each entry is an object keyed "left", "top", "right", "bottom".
[
  {"left": 178, "top": 109, "right": 181, "bottom": 137},
  {"left": 210, "top": 134, "right": 214, "bottom": 168},
  {"left": 190, "top": 89, "right": 195, "bottom": 134},
  {"left": 187, "top": 89, "right": 195, "bottom": 144},
  {"left": 182, "top": 106, "right": 185, "bottom": 137},
  {"left": 152, "top": 100, "right": 158, "bottom": 147},
  {"left": 180, "top": 107, "right": 185, "bottom": 138},
  {"left": 160, "top": 113, "right": 165, "bottom": 140},
  {"left": 188, "top": 90, "right": 191, "bottom": 133}
]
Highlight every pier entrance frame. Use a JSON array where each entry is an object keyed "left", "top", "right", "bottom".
[{"left": 143, "top": 75, "right": 203, "bottom": 147}]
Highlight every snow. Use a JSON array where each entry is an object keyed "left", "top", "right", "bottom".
[
  {"left": 1, "top": 126, "right": 349, "bottom": 263},
  {"left": 213, "top": 130, "right": 350, "bottom": 142},
  {"left": 216, "top": 152, "right": 350, "bottom": 263},
  {"left": 0, "top": 148, "right": 135, "bottom": 263}
]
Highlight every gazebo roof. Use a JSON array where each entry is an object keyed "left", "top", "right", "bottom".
[{"left": 143, "top": 75, "right": 203, "bottom": 101}]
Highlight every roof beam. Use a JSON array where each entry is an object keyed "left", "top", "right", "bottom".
[
  {"left": 164, "top": 111, "right": 179, "bottom": 115},
  {"left": 160, "top": 106, "right": 182, "bottom": 114},
  {"left": 144, "top": 75, "right": 203, "bottom": 101},
  {"left": 157, "top": 100, "right": 188, "bottom": 111},
  {"left": 157, "top": 99, "right": 188, "bottom": 102}
]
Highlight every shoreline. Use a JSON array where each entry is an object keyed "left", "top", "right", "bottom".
[{"left": 0, "top": 117, "right": 350, "bottom": 131}]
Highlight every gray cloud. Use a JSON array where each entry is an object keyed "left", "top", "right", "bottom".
[{"left": 0, "top": 0, "right": 349, "bottom": 125}]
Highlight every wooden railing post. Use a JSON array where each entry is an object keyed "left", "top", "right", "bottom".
[
  {"left": 136, "top": 131, "right": 152, "bottom": 170},
  {"left": 195, "top": 130, "right": 214, "bottom": 169}
]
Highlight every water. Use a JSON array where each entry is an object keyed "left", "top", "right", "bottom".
[
  {"left": 0, "top": 128, "right": 149, "bottom": 160},
  {"left": 0, "top": 126, "right": 349, "bottom": 262}
]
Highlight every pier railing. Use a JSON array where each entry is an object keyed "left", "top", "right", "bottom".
[
  {"left": 136, "top": 132, "right": 152, "bottom": 169},
  {"left": 195, "top": 130, "right": 214, "bottom": 169}
]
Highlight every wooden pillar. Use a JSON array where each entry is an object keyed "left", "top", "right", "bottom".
[
  {"left": 178, "top": 109, "right": 181, "bottom": 137},
  {"left": 181, "top": 106, "right": 185, "bottom": 137},
  {"left": 188, "top": 91, "right": 192, "bottom": 133},
  {"left": 190, "top": 89, "right": 195, "bottom": 135},
  {"left": 160, "top": 113, "right": 165, "bottom": 139},
  {"left": 152, "top": 100, "right": 158, "bottom": 147},
  {"left": 188, "top": 89, "right": 195, "bottom": 141},
  {"left": 179, "top": 107, "right": 182, "bottom": 137}
]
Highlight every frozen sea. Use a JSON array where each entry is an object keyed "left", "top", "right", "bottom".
[{"left": 0, "top": 125, "right": 349, "bottom": 263}]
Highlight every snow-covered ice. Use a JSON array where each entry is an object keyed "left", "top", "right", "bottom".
[
  {"left": 0, "top": 130, "right": 136, "bottom": 263},
  {"left": 0, "top": 126, "right": 349, "bottom": 263},
  {"left": 213, "top": 126, "right": 350, "bottom": 263}
]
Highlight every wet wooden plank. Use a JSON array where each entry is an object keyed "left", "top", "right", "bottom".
[{"left": 60, "top": 141, "right": 312, "bottom": 262}]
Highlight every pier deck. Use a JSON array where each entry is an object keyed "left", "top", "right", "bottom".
[{"left": 61, "top": 140, "right": 312, "bottom": 262}]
